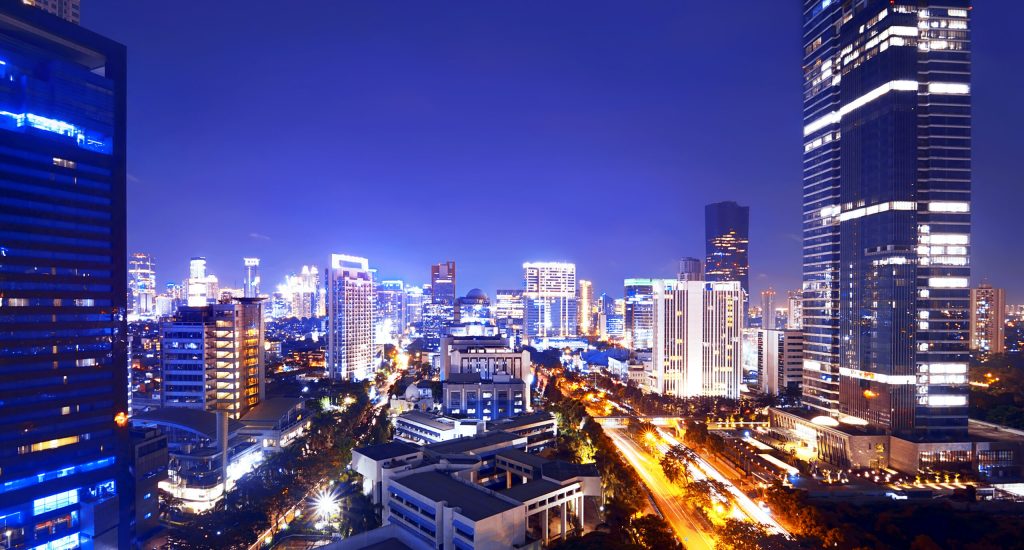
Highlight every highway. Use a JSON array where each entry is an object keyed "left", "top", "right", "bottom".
[{"left": 606, "top": 429, "right": 716, "bottom": 550}]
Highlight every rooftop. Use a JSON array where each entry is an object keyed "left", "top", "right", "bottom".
[
  {"left": 133, "top": 408, "right": 245, "bottom": 440},
  {"left": 488, "top": 411, "right": 555, "bottom": 431},
  {"left": 501, "top": 479, "right": 563, "bottom": 503},
  {"left": 496, "top": 448, "right": 551, "bottom": 469},
  {"left": 425, "top": 431, "right": 523, "bottom": 455},
  {"left": 355, "top": 441, "right": 421, "bottom": 461},
  {"left": 541, "top": 461, "right": 600, "bottom": 482},
  {"left": 240, "top": 397, "right": 305, "bottom": 424},
  {"left": 397, "top": 410, "right": 456, "bottom": 431},
  {"left": 394, "top": 471, "right": 518, "bottom": 521},
  {"left": 361, "top": 538, "right": 414, "bottom": 550}
]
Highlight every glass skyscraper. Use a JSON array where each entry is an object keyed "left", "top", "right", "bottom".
[
  {"left": 0, "top": 4, "right": 129, "bottom": 549},
  {"left": 801, "top": 0, "right": 971, "bottom": 439},
  {"left": 704, "top": 201, "right": 750, "bottom": 298}
]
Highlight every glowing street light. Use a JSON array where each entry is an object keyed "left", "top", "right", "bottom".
[{"left": 314, "top": 488, "right": 340, "bottom": 523}]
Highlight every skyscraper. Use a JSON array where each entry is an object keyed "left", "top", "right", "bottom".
[
  {"left": 129, "top": 252, "right": 157, "bottom": 320},
  {"left": 970, "top": 284, "right": 1006, "bottom": 358},
  {"left": 327, "top": 254, "right": 375, "bottom": 381},
  {"left": 786, "top": 289, "right": 803, "bottom": 330},
  {"left": 21, "top": 0, "right": 78, "bottom": 23},
  {"left": 704, "top": 201, "right": 750, "bottom": 298},
  {"left": 624, "top": 278, "right": 655, "bottom": 350},
  {"left": 186, "top": 256, "right": 218, "bottom": 307},
  {"left": 243, "top": 257, "right": 261, "bottom": 298},
  {"left": 423, "top": 261, "right": 456, "bottom": 349},
  {"left": 430, "top": 261, "right": 456, "bottom": 307},
  {"left": 761, "top": 287, "right": 777, "bottom": 330},
  {"left": 577, "top": 279, "right": 595, "bottom": 336},
  {"left": 523, "top": 262, "right": 577, "bottom": 340},
  {"left": 375, "top": 279, "right": 407, "bottom": 342},
  {"left": 0, "top": 5, "right": 128, "bottom": 547},
  {"left": 652, "top": 279, "right": 744, "bottom": 398},
  {"left": 678, "top": 257, "right": 702, "bottom": 281},
  {"left": 801, "top": 0, "right": 971, "bottom": 439}
]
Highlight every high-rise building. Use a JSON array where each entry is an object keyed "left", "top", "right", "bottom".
[
  {"left": 577, "top": 279, "right": 595, "bottom": 336},
  {"left": 651, "top": 279, "right": 744, "bottom": 398},
  {"left": 423, "top": 261, "right": 457, "bottom": 349},
  {"left": 375, "top": 280, "right": 407, "bottom": 342},
  {"left": 624, "top": 278, "right": 655, "bottom": 350},
  {"left": 186, "top": 257, "right": 218, "bottom": 307},
  {"left": 970, "top": 284, "right": 1006, "bottom": 358},
  {"left": 243, "top": 257, "right": 261, "bottom": 298},
  {"left": 761, "top": 288, "right": 777, "bottom": 330},
  {"left": 801, "top": 0, "right": 971, "bottom": 439},
  {"left": 786, "top": 290, "right": 803, "bottom": 330},
  {"left": 160, "top": 299, "right": 266, "bottom": 418},
  {"left": 431, "top": 261, "right": 456, "bottom": 306},
  {"left": 129, "top": 252, "right": 157, "bottom": 320},
  {"left": 327, "top": 254, "right": 375, "bottom": 381},
  {"left": 704, "top": 201, "right": 750, "bottom": 298},
  {"left": 678, "top": 257, "right": 702, "bottom": 281},
  {"left": 523, "top": 262, "right": 578, "bottom": 340},
  {"left": 0, "top": 5, "right": 128, "bottom": 547},
  {"left": 21, "top": 0, "right": 78, "bottom": 23},
  {"left": 404, "top": 285, "right": 426, "bottom": 330},
  {"left": 744, "top": 329, "right": 804, "bottom": 397}
]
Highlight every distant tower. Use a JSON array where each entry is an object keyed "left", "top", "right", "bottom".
[
  {"left": 523, "top": 262, "right": 578, "bottom": 340},
  {"left": 677, "top": 257, "right": 703, "bottom": 281},
  {"left": 761, "top": 288, "right": 776, "bottom": 330},
  {"left": 970, "top": 284, "right": 1006, "bottom": 358},
  {"left": 243, "top": 257, "right": 261, "bottom": 298},
  {"left": 129, "top": 252, "right": 157, "bottom": 319},
  {"left": 187, "top": 257, "right": 218, "bottom": 307},
  {"left": 577, "top": 279, "right": 595, "bottom": 336},
  {"left": 786, "top": 290, "right": 803, "bottom": 330},
  {"left": 704, "top": 201, "right": 750, "bottom": 297},
  {"left": 327, "top": 254, "right": 375, "bottom": 381}
]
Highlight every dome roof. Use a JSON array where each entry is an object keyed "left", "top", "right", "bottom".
[{"left": 465, "top": 288, "right": 489, "bottom": 302}]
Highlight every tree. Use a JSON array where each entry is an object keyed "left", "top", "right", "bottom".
[
  {"left": 630, "top": 514, "right": 683, "bottom": 549},
  {"left": 716, "top": 519, "right": 790, "bottom": 550}
]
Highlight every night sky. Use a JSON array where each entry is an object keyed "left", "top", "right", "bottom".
[{"left": 84, "top": 1, "right": 1024, "bottom": 301}]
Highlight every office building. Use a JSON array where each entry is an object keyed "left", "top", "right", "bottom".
[
  {"left": 970, "top": 283, "right": 1006, "bottom": 358},
  {"left": 651, "top": 279, "right": 743, "bottom": 398},
  {"left": 129, "top": 252, "right": 157, "bottom": 320},
  {"left": 327, "top": 254, "right": 375, "bottom": 381},
  {"left": 624, "top": 278, "right": 655, "bottom": 350},
  {"left": 704, "top": 201, "right": 750, "bottom": 298},
  {"left": 494, "top": 288, "right": 525, "bottom": 342},
  {"left": 404, "top": 284, "right": 426, "bottom": 330},
  {"left": 375, "top": 279, "right": 407, "bottom": 343},
  {"left": 22, "top": 0, "right": 78, "bottom": 23},
  {"left": 786, "top": 289, "right": 803, "bottom": 329},
  {"left": 455, "top": 288, "right": 491, "bottom": 326},
  {"left": 431, "top": 260, "right": 457, "bottom": 306},
  {"left": 577, "top": 279, "right": 595, "bottom": 336},
  {"left": 279, "top": 265, "right": 321, "bottom": 319},
  {"left": 160, "top": 299, "right": 266, "bottom": 419},
  {"left": 744, "top": 329, "right": 804, "bottom": 397},
  {"left": 0, "top": 6, "right": 129, "bottom": 548},
  {"left": 186, "top": 257, "right": 218, "bottom": 307},
  {"left": 242, "top": 257, "right": 260, "bottom": 298},
  {"left": 523, "top": 262, "right": 578, "bottom": 340},
  {"left": 800, "top": 0, "right": 972, "bottom": 440},
  {"left": 129, "top": 428, "right": 168, "bottom": 549},
  {"left": 761, "top": 287, "right": 777, "bottom": 330},
  {"left": 678, "top": 257, "right": 702, "bottom": 281}
]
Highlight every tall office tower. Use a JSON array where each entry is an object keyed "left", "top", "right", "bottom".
[
  {"left": 375, "top": 280, "right": 407, "bottom": 342},
  {"left": 422, "top": 261, "right": 456, "bottom": 348},
  {"left": 652, "top": 280, "right": 744, "bottom": 398},
  {"left": 186, "top": 256, "right": 218, "bottom": 307},
  {"left": 243, "top": 257, "right": 261, "bottom": 298},
  {"left": 577, "top": 279, "right": 595, "bottom": 336},
  {"left": 523, "top": 262, "right": 578, "bottom": 340},
  {"left": 704, "top": 201, "right": 750, "bottom": 296},
  {"left": 160, "top": 299, "right": 265, "bottom": 418},
  {"left": 282, "top": 265, "right": 319, "bottom": 319},
  {"left": 744, "top": 329, "right": 805, "bottom": 397},
  {"left": 21, "top": 0, "right": 78, "bottom": 23},
  {"left": 624, "top": 278, "right": 655, "bottom": 350},
  {"left": 327, "top": 254, "right": 375, "bottom": 381},
  {"left": 129, "top": 252, "right": 157, "bottom": 320},
  {"left": 678, "top": 257, "right": 702, "bottom": 281},
  {"left": 0, "top": 6, "right": 128, "bottom": 548},
  {"left": 761, "top": 288, "right": 777, "bottom": 330},
  {"left": 786, "top": 290, "right": 803, "bottom": 329},
  {"left": 404, "top": 285, "right": 426, "bottom": 329},
  {"left": 970, "top": 284, "right": 1006, "bottom": 358},
  {"left": 494, "top": 288, "right": 525, "bottom": 342},
  {"left": 431, "top": 261, "right": 457, "bottom": 306},
  {"left": 802, "top": 0, "right": 971, "bottom": 439}
]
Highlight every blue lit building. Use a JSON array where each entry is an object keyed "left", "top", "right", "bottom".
[
  {"left": 704, "top": 201, "right": 750, "bottom": 299},
  {"left": 0, "top": 2, "right": 129, "bottom": 549},
  {"left": 801, "top": 0, "right": 971, "bottom": 440}
]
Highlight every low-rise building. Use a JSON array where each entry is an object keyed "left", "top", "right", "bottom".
[
  {"left": 487, "top": 411, "right": 557, "bottom": 453},
  {"left": 239, "top": 397, "right": 311, "bottom": 452},
  {"left": 131, "top": 428, "right": 169, "bottom": 549},
  {"left": 351, "top": 441, "right": 424, "bottom": 505},
  {"left": 390, "top": 380, "right": 437, "bottom": 414},
  {"left": 394, "top": 410, "right": 484, "bottom": 445},
  {"left": 444, "top": 372, "right": 529, "bottom": 420}
]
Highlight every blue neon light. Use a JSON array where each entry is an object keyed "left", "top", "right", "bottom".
[
  {"left": 0, "top": 456, "right": 115, "bottom": 495},
  {"left": 0, "top": 109, "right": 111, "bottom": 154}
]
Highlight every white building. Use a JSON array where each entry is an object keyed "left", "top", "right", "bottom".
[
  {"left": 743, "top": 328, "right": 804, "bottom": 396},
  {"left": 129, "top": 252, "right": 157, "bottom": 320},
  {"left": 327, "top": 254, "right": 375, "bottom": 381},
  {"left": 186, "top": 257, "right": 219, "bottom": 307},
  {"left": 523, "top": 262, "right": 577, "bottom": 340},
  {"left": 651, "top": 279, "right": 743, "bottom": 398}
]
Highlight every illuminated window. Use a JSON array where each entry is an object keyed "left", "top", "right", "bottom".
[{"left": 32, "top": 488, "right": 79, "bottom": 516}]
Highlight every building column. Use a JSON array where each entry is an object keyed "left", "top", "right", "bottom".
[
  {"left": 560, "top": 502, "right": 567, "bottom": 540},
  {"left": 543, "top": 507, "right": 549, "bottom": 542},
  {"left": 579, "top": 495, "right": 584, "bottom": 532},
  {"left": 506, "top": 470, "right": 512, "bottom": 489}
]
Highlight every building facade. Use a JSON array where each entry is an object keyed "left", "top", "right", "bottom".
[
  {"left": 523, "top": 262, "right": 577, "bottom": 340},
  {"left": 801, "top": 0, "right": 972, "bottom": 440},
  {"left": 327, "top": 254, "right": 375, "bottom": 381},
  {"left": 0, "top": 5, "right": 129, "bottom": 548},
  {"left": 129, "top": 252, "right": 157, "bottom": 320},
  {"left": 744, "top": 329, "right": 804, "bottom": 397},
  {"left": 624, "top": 278, "right": 655, "bottom": 350},
  {"left": 704, "top": 201, "right": 750, "bottom": 297},
  {"left": 242, "top": 257, "right": 260, "bottom": 298},
  {"left": 970, "top": 283, "right": 1006, "bottom": 358}
]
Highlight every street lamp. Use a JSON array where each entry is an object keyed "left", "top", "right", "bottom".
[{"left": 314, "top": 488, "right": 340, "bottom": 525}]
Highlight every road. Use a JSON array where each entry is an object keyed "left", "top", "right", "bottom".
[{"left": 606, "top": 429, "right": 716, "bottom": 550}]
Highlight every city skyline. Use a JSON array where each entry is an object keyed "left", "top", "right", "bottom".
[{"left": 79, "top": 1, "right": 1024, "bottom": 301}]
